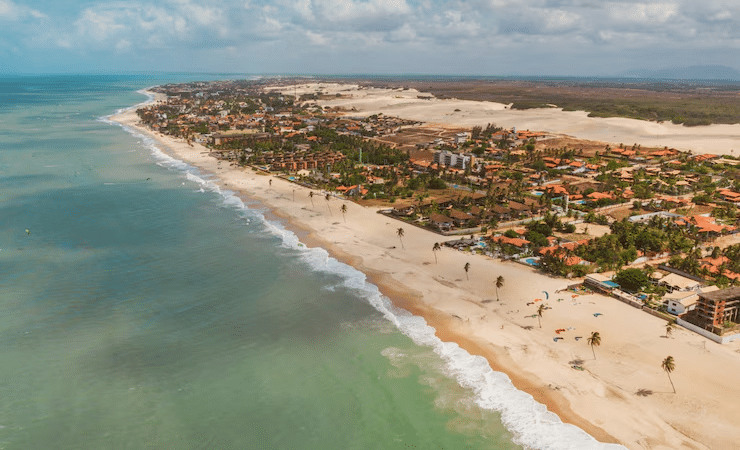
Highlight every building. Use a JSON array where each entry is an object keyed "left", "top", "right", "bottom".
[
  {"left": 453, "top": 132, "right": 471, "bottom": 144},
  {"left": 434, "top": 150, "right": 472, "bottom": 170},
  {"left": 657, "top": 272, "right": 702, "bottom": 293},
  {"left": 429, "top": 213, "right": 454, "bottom": 232},
  {"left": 664, "top": 286, "right": 719, "bottom": 315},
  {"left": 585, "top": 273, "right": 619, "bottom": 293},
  {"left": 685, "top": 286, "right": 740, "bottom": 333}
]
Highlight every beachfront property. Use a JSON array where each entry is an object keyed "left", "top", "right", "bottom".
[
  {"left": 684, "top": 286, "right": 740, "bottom": 332},
  {"left": 678, "top": 286, "right": 740, "bottom": 344}
]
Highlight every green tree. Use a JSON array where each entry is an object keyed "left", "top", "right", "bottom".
[
  {"left": 464, "top": 262, "right": 471, "bottom": 281},
  {"left": 340, "top": 203, "right": 348, "bottom": 222},
  {"left": 495, "top": 275, "right": 504, "bottom": 301},
  {"left": 432, "top": 242, "right": 441, "bottom": 264},
  {"left": 309, "top": 191, "right": 315, "bottom": 208},
  {"left": 325, "top": 193, "right": 333, "bottom": 216},
  {"left": 396, "top": 227, "right": 405, "bottom": 249},
  {"left": 613, "top": 268, "right": 649, "bottom": 292},
  {"left": 504, "top": 229, "right": 519, "bottom": 239},
  {"left": 665, "top": 321, "right": 675, "bottom": 338},
  {"left": 587, "top": 331, "right": 601, "bottom": 359},
  {"left": 525, "top": 230, "right": 549, "bottom": 248},
  {"left": 536, "top": 303, "right": 545, "bottom": 328},
  {"left": 662, "top": 356, "right": 676, "bottom": 393}
]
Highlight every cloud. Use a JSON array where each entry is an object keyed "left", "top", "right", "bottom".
[
  {"left": 4, "top": 0, "right": 740, "bottom": 75},
  {"left": 0, "top": 0, "right": 46, "bottom": 21},
  {"left": 608, "top": 3, "right": 678, "bottom": 23}
]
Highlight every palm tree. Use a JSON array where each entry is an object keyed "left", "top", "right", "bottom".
[
  {"left": 495, "top": 275, "right": 504, "bottom": 301},
  {"left": 587, "top": 331, "right": 601, "bottom": 359},
  {"left": 536, "top": 304, "right": 545, "bottom": 328},
  {"left": 662, "top": 356, "right": 676, "bottom": 393},
  {"left": 309, "top": 191, "right": 315, "bottom": 208},
  {"left": 432, "top": 242, "right": 441, "bottom": 263},
  {"left": 325, "top": 193, "right": 333, "bottom": 216},
  {"left": 340, "top": 204, "right": 348, "bottom": 222},
  {"left": 464, "top": 262, "right": 471, "bottom": 280},
  {"left": 665, "top": 321, "right": 675, "bottom": 338},
  {"left": 396, "top": 227, "right": 405, "bottom": 249}
]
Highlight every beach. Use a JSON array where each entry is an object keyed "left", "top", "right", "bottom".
[{"left": 112, "top": 87, "right": 740, "bottom": 450}]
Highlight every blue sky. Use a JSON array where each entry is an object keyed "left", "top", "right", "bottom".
[{"left": 1, "top": 0, "right": 738, "bottom": 75}]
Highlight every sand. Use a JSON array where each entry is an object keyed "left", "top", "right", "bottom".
[
  {"left": 111, "top": 90, "right": 740, "bottom": 450},
  {"left": 275, "top": 82, "right": 740, "bottom": 156}
]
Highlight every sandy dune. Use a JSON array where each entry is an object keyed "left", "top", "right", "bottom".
[{"left": 281, "top": 83, "right": 740, "bottom": 156}]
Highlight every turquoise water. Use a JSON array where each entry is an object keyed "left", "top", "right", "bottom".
[{"left": 0, "top": 75, "right": 624, "bottom": 450}]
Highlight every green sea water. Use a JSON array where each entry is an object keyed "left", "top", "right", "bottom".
[{"left": 0, "top": 75, "right": 525, "bottom": 449}]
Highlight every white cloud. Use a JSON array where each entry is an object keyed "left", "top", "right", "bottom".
[
  {"left": 608, "top": 3, "right": 678, "bottom": 23},
  {"left": 0, "top": 0, "right": 46, "bottom": 21},
  {"left": 545, "top": 9, "right": 581, "bottom": 30},
  {"left": 5, "top": 0, "right": 740, "bottom": 75},
  {"left": 709, "top": 10, "right": 733, "bottom": 20}
]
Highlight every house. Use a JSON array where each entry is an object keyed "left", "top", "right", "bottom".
[
  {"left": 543, "top": 184, "right": 569, "bottom": 196},
  {"left": 337, "top": 185, "right": 368, "bottom": 197},
  {"left": 508, "top": 201, "right": 532, "bottom": 218},
  {"left": 676, "top": 215, "right": 736, "bottom": 237},
  {"left": 585, "top": 273, "right": 619, "bottom": 293},
  {"left": 444, "top": 238, "right": 477, "bottom": 249},
  {"left": 491, "top": 235, "right": 530, "bottom": 248},
  {"left": 449, "top": 209, "right": 475, "bottom": 227},
  {"left": 658, "top": 273, "right": 702, "bottom": 293},
  {"left": 429, "top": 213, "right": 454, "bottom": 232},
  {"left": 391, "top": 205, "right": 415, "bottom": 217},
  {"left": 490, "top": 205, "right": 512, "bottom": 221},
  {"left": 664, "top": 291, "right": 699, "bottom": 315},
  {"left": 664, "top": 286, "right": 719, "bottom": 315}
]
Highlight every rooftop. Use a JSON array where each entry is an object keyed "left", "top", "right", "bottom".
[{"left": 698, "top": 286, "right": 740, "bottom": 303}]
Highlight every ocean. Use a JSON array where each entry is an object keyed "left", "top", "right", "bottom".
[{"left": 0, "top": 74, "right": 624, "bottom": 450}]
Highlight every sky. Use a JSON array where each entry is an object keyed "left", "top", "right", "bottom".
[{"left": 1, "top": 0, "right": 739, "bottom": 76}]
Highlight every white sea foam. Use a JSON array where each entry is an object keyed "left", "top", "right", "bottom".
[{"left": 105, "top": 105, "right": 628, "bottom": 450}]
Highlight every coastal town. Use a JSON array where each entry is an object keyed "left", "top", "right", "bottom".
[{"left": 138, "top": 79, "right": 740, "bottom": 346}]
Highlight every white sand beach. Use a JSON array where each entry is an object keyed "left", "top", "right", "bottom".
[
  {"left": 111, "top": 91, "right": 740, "bottom": 450},
  {"left": 276, "top": 83, "right": 740, "bottom": 156}
]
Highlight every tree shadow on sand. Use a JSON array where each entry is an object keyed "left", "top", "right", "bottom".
[
  {"left": 635, "top": 388, "right": 653, "bottom": 397},
  {"left": 569, "top": 358, "right": 585, "bottom": 366}
]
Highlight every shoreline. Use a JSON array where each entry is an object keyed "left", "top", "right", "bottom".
[{"left": 110, "top": 89, "right": 740, "bottom": 450}]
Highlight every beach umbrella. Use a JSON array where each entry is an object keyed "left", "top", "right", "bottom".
[{"left": 542, "top": 291, "right": 549, "bottom": 300}]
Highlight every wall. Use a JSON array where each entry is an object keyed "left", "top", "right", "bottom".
[{"left": 677, "top": 318, "right": 740, "bottom": 344}]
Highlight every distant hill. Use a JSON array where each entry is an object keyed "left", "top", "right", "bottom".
[{"left": 619, "top": 65, "right": 740, "bottom": 81}]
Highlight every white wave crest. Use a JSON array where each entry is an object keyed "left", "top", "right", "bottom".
[{"left": 106, "top": 107, "right": 627, "bottom": 450}]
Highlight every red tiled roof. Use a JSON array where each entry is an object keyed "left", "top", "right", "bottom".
[{"left": 492, "top": 236, "right": 530, "bottom": 247}]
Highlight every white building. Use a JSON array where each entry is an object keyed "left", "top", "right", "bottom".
[
  {"left": 664, "top": 285, "right": 719, "bottom": 315},
  {"left": 434, "top": 150, "right": 472, "bottom": 170},
  {"left": 453, "top": 132, "right": 471, "bottom": 144}
]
